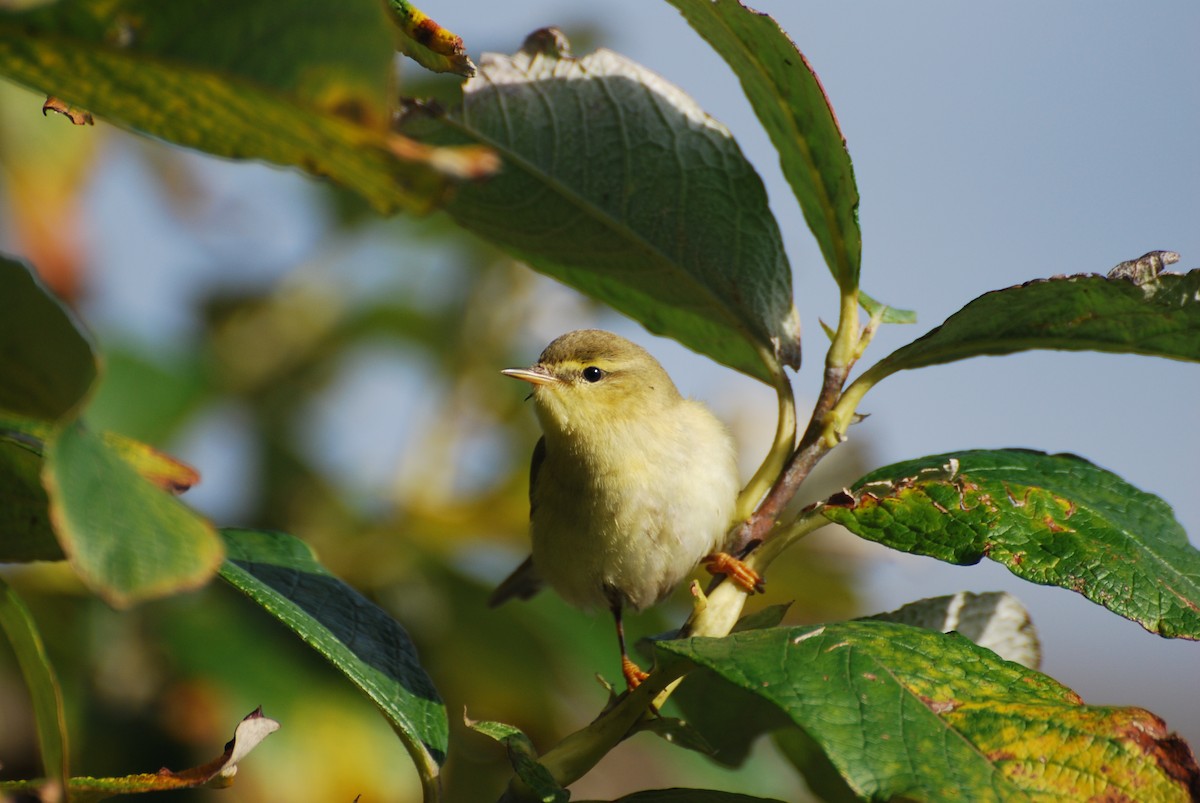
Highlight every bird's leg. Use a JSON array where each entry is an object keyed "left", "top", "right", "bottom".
[
  {"left": 611, "top": 602, "right": 649, "bottom": 691},
  {"left": 702, "top": 552, "right": 765, "bottom": 594}
]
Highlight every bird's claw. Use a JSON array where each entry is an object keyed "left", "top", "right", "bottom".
[
  {"left": 702, "top": 552, "right": 764, "bottom": 594},
  {"left": 622, "top": 655, "right": 650, "bottom": 691}
]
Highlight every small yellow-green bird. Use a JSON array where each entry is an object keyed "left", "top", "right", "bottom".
[{"left": 490, "top": 329, "right": 758, "bottom": 689}]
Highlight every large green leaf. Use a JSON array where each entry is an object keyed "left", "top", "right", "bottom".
[
  {"left": 666, "top": 0, "right": 860, "bottom": 292},
  {"left": 0, "top": 255, "right": 95, "bottom": 421},
  {"left": 42, "top": 421, "right": 222, "bottom": 607},
  {"left": 218, "top": 528, "right": 447, "bottom": 795},
  {"left": 869, "top": 267, "right": 1200, "bottom": 378},
  {"left": 0, "top": 0, "right": 489, "bottom": 213},
  {"left": 659, "top": 622, "right": 1200, "bottom": 801},
  {"left": 400, "top": 30, "right": 800, "bottom": 383},
  {"left": 0, "top": 579, "right": 68, "bottom": 796},
  {"left": 823, "top": 449, "right": 1200, "bottom": 640}
]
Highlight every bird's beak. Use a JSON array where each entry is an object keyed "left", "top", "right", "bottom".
[{"left": 501, "top": 366, "right": 560, "bottom": 386}]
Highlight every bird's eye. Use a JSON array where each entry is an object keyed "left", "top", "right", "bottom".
[{"left": 582, "top": 366, "right": 605, "bottom": 383}]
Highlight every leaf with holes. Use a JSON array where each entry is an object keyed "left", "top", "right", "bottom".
[
  {"left": 824, "top": 449, "right": 1200, "bottom": 640},
  {"left": 867, "top": 267, "right": 1200, "bottom": 382}
]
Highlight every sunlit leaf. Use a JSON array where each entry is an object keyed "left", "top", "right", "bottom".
[
  {"left": 400, "top": 29, "right": 800, "bottom": 383},
  {"left": 218, "top": 528, "right": 447, "bottom": 792},
  {"left": 384, "top": 0, "right": 475, "bottom": 77},
  {"left": 0, "top": 0, "right": 493, "bottom": 213},
  {"left": 868, "top": 267, "right": 1200, "bottom": 380},
  {"left": 0, "top": 579, "right": 68, "bottom": 796},
  {"left": 824, "top": 450, "right": 1200, "bottom": 640},
  {"left": 43, "top": 421, "right": 222, "bottom": 607},
  {"left": 665, "top": 0, "right": 860, "bottom": 293},
  {"left": 0, "top": 255, "right": 95, "bottom": 421},
  {"left": 659, "top": 622, "right": 1200, "bottom": 801}
]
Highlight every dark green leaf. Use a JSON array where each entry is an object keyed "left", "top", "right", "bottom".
[
  {"left": 870, "top": 269, "right": 1200, "bottom": 378},
  {"left": 468, "top": 719, "right": 567, "bottom": 803},
  {"left": 400, "top": 30, "right": 800, "bottom": 383},
  {"left": 0, "top": 439, "right": 63, "bottom": 561},
  {"left": 0, "top": 0, "right": 488, "bottom": 213},
  {"left": 43, "top": 421, "right": 222, "bottom": 607},
  {"left": 824, "top": 449, "right": 1200, "bottom": 640},
  {"left": 665, "top": 0, "right": 860, "bottom": 292},
  {"left": 656, "top": 604, "right": 793, "bottom": 767},
  {"left": 0, "top": 255, "right": 95, "bottom": 421},
  {"left": 218, "top": 528, "right": 448, "bottom": 788},
  {"left": 0, "top": 579, "right": 68, "bottom": 794},
  {"left": 770, "top": 728, "right": 859, "bottom": 803},
  {"left": 659, "top": 622, "right": 1200, "bottom": 801},
  {"left": 577, "top": 791, "right": 785, "bottom": 803}
]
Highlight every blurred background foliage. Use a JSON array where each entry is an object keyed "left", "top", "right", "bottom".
[{"left": 0, "top": 38, "right": 869, "bottom": 799}]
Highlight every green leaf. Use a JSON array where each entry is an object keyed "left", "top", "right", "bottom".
[
  {"left": 468, "top": 719, "right": 567, "bottom": 803},
  {"left": 0, "top": 0, "right": 492, "bottom": 214},
  {"left": 859, "top": 289, "right": 916, "bottom": 325},
  {"left": 0, "top": 438, "right": 63, "bottom": 561},
  {"left": 400, "top": 29, "right": 800, "bottom": 383},
  {"left": 656, "top": 605, "right": 793, "bottom": 767},
  {"left": 42, "top": 420, "right": 222, "bottom": 607},
  {"left": 770, "top": 727, "right": 859, "bottom": 803},
  {"left": 384, "top": 0, "right": 475, "bottom": 77},
  {"left": 577, "top": 791, "right": 786, "bottom": 803},
  {"left": 218, "top": 528, "right": 447, "bottom": 791},
  {"left": 665, "top": 0, "right": 861, "bottom": 293},
  {"left": 824, "top": 449, "right": 1200, "bottom": 640},
  {"left": 0, "top": 579, "right": 68, "bottom": 795},
  {"left": 659, "top": 622, "right": 1200, "bottom": 801},
  {"left": 869, "top": 268, "right": 1200, "bottom": 378},
  {"left": 0, "top": 255, "right": 96, "bottom": 421}
]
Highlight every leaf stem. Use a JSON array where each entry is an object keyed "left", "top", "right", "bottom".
[{"left": 734, "top": 365, "right": 796, "bottom": 523}]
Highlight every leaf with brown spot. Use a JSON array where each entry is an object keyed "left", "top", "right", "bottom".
[
  {"left": 825, "top": 449, "right": 1200, "bottom": 640},
  {"left": 659, "top": 621, "right": 1200, "bottom": 801},
  {"left": 42, "top": 95, "right": 93, "bottom": 125},
  {"left": 384, "top": 0, "right": 475, "bottom": 77},
  {"left": 0, "top": 708, "right": 277, "bottom": 801},
  {"left": 0, "top": 0, "right": 492, "bottom": 213}
]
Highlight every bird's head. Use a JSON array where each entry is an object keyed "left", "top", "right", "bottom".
[{"left": 502, "top": 329, "right": 681, "bottom": 436}]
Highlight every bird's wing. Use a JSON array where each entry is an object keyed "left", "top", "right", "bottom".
[
  {"left": 528, "top": 435, "right": 546, "bottom": 518},
  {"left": 488, "top": 555, "right": 543, "bottom": 607},
  {"left": 488, "top": 436, "right": 548, "bottom": 607}
]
